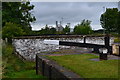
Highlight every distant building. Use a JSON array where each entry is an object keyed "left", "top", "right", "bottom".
[
  {"left": 56, "top": 21, "right": 64, "bottom": 32},
  {"left": 67, "top": 23, "right": 70, "bottom": 27},
  {"left": 70, "top": 28, "right": 74, "bottom": 33},
  {"left": 58, "top": 24, "right": 64, "bottom": 31},
  {"left": 66, "top": 23, "right": 74, "bottom": 33},
  {"left": 118, "top": 1, "right": 120, "bottom": 11}
]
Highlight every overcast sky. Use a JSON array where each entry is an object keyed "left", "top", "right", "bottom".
[{"left": 30, "top": 2, "right": 118, "bottom": 30}]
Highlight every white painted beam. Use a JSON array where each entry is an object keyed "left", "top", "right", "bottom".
[{"left": 44, "top": 40, "right": 59, "bottom": 45}]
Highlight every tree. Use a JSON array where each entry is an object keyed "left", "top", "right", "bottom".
[
  {"left": 2, "top": 2, "right": 21, "bottom": 26},
  {"left": 2, "top": 2, "right": 36, "bottom": 33},
  {"left": 117, "top": 11, "right": 120, "bottom": 34},
  {"left": 100, "top": 8, "right": 119, "bottom": 34},
  {"left": 63, "top": 25, "right": 70, "bottom": 34},
  {"left": 80, "top": 19, "right": 91, "bottom": 26},
  {"left": 49, "top": 27, "right": 56, "bottom": 34},
  {"left": 2, "top": 22, "right": 25, "bottom": 42},
  {"left": 38, "top": 25, "right": 57, "bottom": 35},
  {"left": 74, "top": 19, "right": 92, "bottom": 35}
]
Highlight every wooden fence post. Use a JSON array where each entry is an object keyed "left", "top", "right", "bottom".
[
  {"left": 48, "top": 65, "right": 52, "bottom": 80},
  {"left": 83, "top": 36, "right": 86, "bottom": 43},
  {"left": 119, "top": 46, "right": 120, "bottom": 56},
  {"left": 36, "top": 55, "right": 38, "bottom": 75},
  {"left": 104, "top": 35, "right": 110, "bottom": 54},
  {"left": 42, "top": 60, "right": 45, "bottom": 76},
  {"left": 104, "top": 36, "right": 110, "bottom": 47}
]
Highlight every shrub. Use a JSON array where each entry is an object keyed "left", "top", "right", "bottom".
[
  {"left": 2, "top": 22, "right": 25, "bottom": 42},
  {"left": 114, "top": 37, "right": 120, "bottom": 43}
]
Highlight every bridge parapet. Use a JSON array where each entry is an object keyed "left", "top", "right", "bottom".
[{"left": 13, "top": 35, "right": 113, "bottom": 39}]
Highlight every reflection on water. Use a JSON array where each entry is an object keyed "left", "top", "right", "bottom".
[{"left": 12, "top": 37, "right": 114, "bottom": 61}]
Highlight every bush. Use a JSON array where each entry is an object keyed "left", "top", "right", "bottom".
[
  {"left": 73, "top": 19, "right": 93, "bottom": 35},
  {"left": 114, "top": 37, "right": 120, "bottom": 43},
  {"left": 2, "top": 22, "right": 25, "bottom": 42},
  {"left": 2, "top": 42, "right": 36, "bottom": 78},
  {"left": 74, "top": 25, "right": 93, "bottom": 35}
]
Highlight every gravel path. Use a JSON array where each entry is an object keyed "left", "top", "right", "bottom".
[{"left": 90, "top": 54, "right": 120, "bottom": 61}]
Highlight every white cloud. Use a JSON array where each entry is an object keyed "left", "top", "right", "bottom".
[{"left": 30, "top": 2, "right": 117, "bottom": 30}]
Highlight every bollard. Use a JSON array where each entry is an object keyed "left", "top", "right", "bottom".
[{"left": 99, "top": 48, "right": 108, "bottom": 60}]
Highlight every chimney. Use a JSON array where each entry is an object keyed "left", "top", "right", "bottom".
[
  {"left": 60, "top": 21, "right": 62, "bottom": 26},
  {"left": 56, "top": 21, "right": 58, "bottom": 27}
]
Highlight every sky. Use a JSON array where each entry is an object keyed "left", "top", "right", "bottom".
[{"left": 30, "top": 2, "right": 118, "bottom": 31}]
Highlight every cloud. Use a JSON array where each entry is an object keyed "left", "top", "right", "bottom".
[{"left": 30, "top": 2, "right": 117, "bottom": 30}]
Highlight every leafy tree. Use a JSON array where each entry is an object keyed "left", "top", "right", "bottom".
[
  {"left": 2, "top": 22, "right": 25, "bottom": 42},
  {"left": 20, "top": 2, "right": 36, "bottom": 27},
  {"left": 74, "top": 19, "right": 92, "bottom": 35},
  {"left": 38, "top": 25, "right": 57, "bottom": 35},
  {"left": 117, "top": 11, "right": 120, "bottom": 34},
  {"left": 80, "top": 19, "right": 91, "bottom": 26},
  {"left": 100, "top": 8, "right": 119, "bottom": 34},
  {"left": 2, "top": 2, "right": 21, "bottom": 26},
  {"left": 49, "top": 27, "right": 56, "bottom": 34},
  {"left": 2, "top": 2, "right": 36, "bottom": 33},
  {"left": 63, "top": 25, "right": 70, "bottom": 34}
]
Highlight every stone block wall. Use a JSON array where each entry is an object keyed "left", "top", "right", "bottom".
[
  {"left": 36, "top": 54, "right": 82, "bottom": 80},
  {"left": 12, "top": 36, "right": 114, "bottom": 61}
]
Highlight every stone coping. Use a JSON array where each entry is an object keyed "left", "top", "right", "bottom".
[
  {"left": 13, "top": 35, "right": 114, "bottom": 39},
  {"left": 36, "top": 54, "right": 83, "bottom": 79}
]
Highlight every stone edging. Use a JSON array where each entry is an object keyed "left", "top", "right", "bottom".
[{"left": 36, "top": 53, "right": 83, "bottom": 80}]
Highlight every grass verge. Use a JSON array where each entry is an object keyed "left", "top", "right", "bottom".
[
  {"left": 2, "top": 42, "right": 46, "bottom": 79},
  {"left": 47, "top": 54, "right": 119, "bottom": 79},
  {"left": 9, "top": 70, "right": 44, "bottom": 78}
]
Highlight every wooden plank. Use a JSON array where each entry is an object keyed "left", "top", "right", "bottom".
[{"left": 59, "top": 41, "right": 112, "bottom": 53}]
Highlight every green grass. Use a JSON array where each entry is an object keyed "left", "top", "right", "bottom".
[
  {"left": 114, "top": 37, "right": 120, "bottom": 43},
  {"left": 2, "top": 42, "right": 46, "bottom": 79},
  {"left": 0, "top": 40, "right": 2, "bottom": 79},
  {"left": 47, "top": 54, "right": 119, "bottom": 79},
  {"left": 9, "top": 70, "right": 45, "bottom": 78}
]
